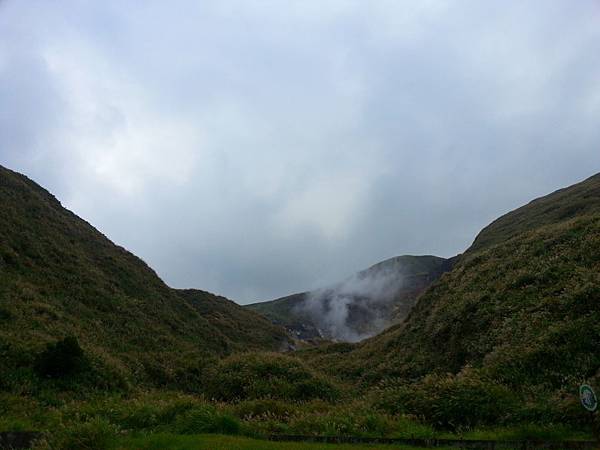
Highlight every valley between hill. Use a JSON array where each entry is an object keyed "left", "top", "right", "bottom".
[{"left": 1, "top": 165, "right": 599, "bottom": 448}]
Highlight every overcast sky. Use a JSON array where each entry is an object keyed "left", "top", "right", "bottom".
[{"left": 1, "top": 1, "right": 600, "bottom": 303}]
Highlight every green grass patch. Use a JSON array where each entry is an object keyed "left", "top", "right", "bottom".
[{"left": 117, "top": 433, "right": 449, "bottom": 450}]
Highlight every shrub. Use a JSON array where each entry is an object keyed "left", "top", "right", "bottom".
[
  {"left": 52, "top": 418, "right": 119, "bottom": 450},
  {"left": 173, "top": 405, "right": 240, "bottom": 435},
  {"left": 231, "top": 399, "right": 297, "bottom": 420},
  {"left": 514, "top": 387, "right": 593, "bottom": 426},
  {"left": 287, "top": 408, "right": 395, "bottom": 437},
  {"left": 375, "top": 372, "right": 518, "bottom": 429},
  {"left": 34, "top": 337, "right": 88, "bottom": 379},
  {"left": 204, "top": 353, "right": 340, "bottom": 402}
]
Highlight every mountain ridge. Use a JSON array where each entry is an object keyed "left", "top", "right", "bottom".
[
  {"left": 468, "top": 172, "right": 600, "bottom": 253},
  {"left": 247, "top": 254, "right": 455, "bottom": 342}
]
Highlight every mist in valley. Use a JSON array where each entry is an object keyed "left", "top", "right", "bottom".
[{"left": 295, "top": 264, "right": 407, "bottom": 342}]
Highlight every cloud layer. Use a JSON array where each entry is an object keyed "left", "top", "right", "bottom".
[{"left": 1, "top": 1, "right": 600, "bottom": 302}]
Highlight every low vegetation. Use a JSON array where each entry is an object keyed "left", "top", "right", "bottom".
[
  {"left": 0, "top": 388, "right": 590, "bottom": 449},
  {"left": 203, "top": 352, "right": 340, "bottom": 403}
]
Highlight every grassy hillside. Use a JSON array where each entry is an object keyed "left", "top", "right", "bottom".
[
  {"left": 246, "top": 255, "right": 453, "bottom": 342},
  {"left": 293, "top": 173, "right": 600, "bottom": 427},
  {"left": 355, "top": 213, "right": 600, "bottom": 381},
  {"left": 0, "top": 165, "right": 289, "bottom": 390},
  {"left": 246, "top": 293, "right": 320, "bottom": 340},
  {"left": 469, "top": 173, "right": 600, "bottom": 253}
]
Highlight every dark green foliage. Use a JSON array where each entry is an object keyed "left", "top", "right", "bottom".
[
  {"left": 284, "top": 408, "right": 398, "bottom": 438},
  {"left": 34, "top": 336, "right": 88, "bottom": 379},
  {"left": 231, "top": 399, "right": 298, "bottom": 421},
  {"left": 374, "top": 371, "right": 518, "bottom": 429},
  {"left": 0, "top": 306, "right": 12, "bottom": 321},
  {"left": 173, "top": 405, "right": 240, "bottom": 435},
  {"left": 1, "top": 389, "right": 592, "bottom": 445},
  {"left": 47, "top": 418, "right": 119, "bottom": 450},
  {"left": 203, "top": 353, "right": 340, "bottom": 402}
]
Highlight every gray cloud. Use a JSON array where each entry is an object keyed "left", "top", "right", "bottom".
[{"left": 1, "top": 1, "right": 600, "bottom": 303}]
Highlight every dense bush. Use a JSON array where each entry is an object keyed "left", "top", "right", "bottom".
[
  {"left": 231, "top": 399, "right": 298, "bottom": 421},
  {"left": 3, "top": 389, "right": 590, "bottom": 446},
  {"left": 225, "top": 398, "right": 437, "bottom": 439},
  {"left": 173, "top": 405, "right": 240, "bottom": 435},
  {"left": 287, "top": 409, "right": 396, "bottom": 437},
  {"left": 374, "top": 371, "right": 518, "bottom": 429},
  {"left": 203, "top": 352, "right": 340, "bottom": 402},
  {"left": 40, "top": 418, "right": 119, "bottom": 450},
  {"left": 34, "top": 337, "right": 88, "bottom": 379},
  {"left": 510, "top": 385, "right": 596, "bottom": 426}
]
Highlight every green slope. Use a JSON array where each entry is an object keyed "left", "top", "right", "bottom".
[
  {"left": 469, "top": 173, "right": 600, "bottom": 253},
  {"left": 334, "top": 173, "right": 600, "bottom": 390},
  {"left": 247, "top": 255, "right": 454, "bottom": 342},
  {"left": 247, "top": 292, "right": 320, "bottom": 340},
  {"left": 0, "top": 165, "right": 289, "bottom": 388}
]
